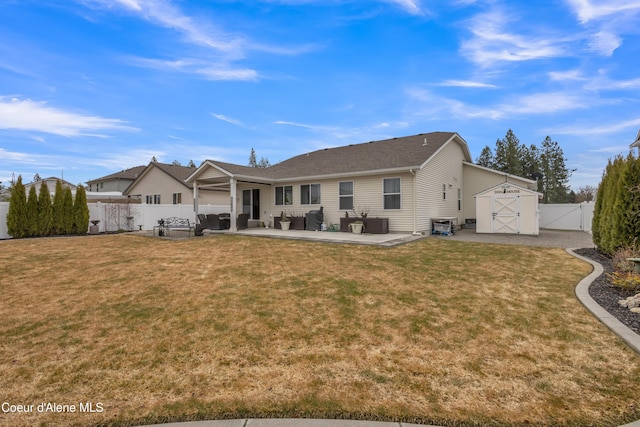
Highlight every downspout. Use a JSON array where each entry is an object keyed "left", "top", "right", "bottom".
[
  {"left": 409, "top": 169, "right": 421, "bottom": 236},
  {"left": 193, "top": 180, "right": 199, "bottom": 217}
]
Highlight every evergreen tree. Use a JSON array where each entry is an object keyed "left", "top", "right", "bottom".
[
  {"left": 591, "top": 160, "right": 609, "bottom": 249},
  {"left": 248, "top": 147, "right": 258, "bottom": 167},
  {"left": 257, "top": 157, "right": 271, "bottom": 168},
  {"left": 33, "top": 173, "right": 41, "bottom": 182},
  {"left": 539, "top": 136, "right": 571, "bottom": 203},
  {"left": 493, "top": 129, "right": 523, "bottom": 175},
  {"left": 6, "top": 175, "right": 28, "bottom": 238},
  {"left": 52, "top": 180, "right": 65, "bottom": 235},
  {"left": 188, "top": 160, "right": 196, "bottom": 168},
  {"left": 475, "top": 146, "right": 495, "bottom": 168},
  {"left": 72, "top": 185, "right": 90, "bottom": 235},
  {"left": 172, "top": 160, "right": 182, "bottom": 166},
  {"left": 26, "top": 186, "right": 39, "bottom": 237},
  {"left": 37, "top": 181, "right": 53, "bottom": 236},
  {"left": 62, "top": 186, "right": 74, "bottom": 235}
]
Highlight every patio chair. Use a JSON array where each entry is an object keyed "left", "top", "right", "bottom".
[
  {"left": 237, "top": 213, "right": 249, "bottom": 230},
  {"left": 195, "top": 214, "right": 209, "bottom": 236}
]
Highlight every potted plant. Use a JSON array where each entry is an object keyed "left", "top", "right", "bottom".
[
  {"left": 279, "top": 211, "right": 291, "bottom": 231},
  {"left": 349, "top": 220, "right": 365, "bottom": 234}
]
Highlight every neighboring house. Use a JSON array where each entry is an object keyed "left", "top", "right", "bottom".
[
  {"left": 86, "top": 165, "right": 146, "bottom": 193},
  {"left": 186, "top": 132, "right": 538, "bottom": 233},
  {"left": 24, "top": 177, "right": 77, "bottom": 196},
  {"left": 631, "top": 129, "right": 640, "bottom": 156},
  {"left": 124, "top": 162, "right": 228, "bottom": 206}
]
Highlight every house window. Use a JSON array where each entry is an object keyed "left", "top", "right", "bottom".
[
  {"left": 339, "top": 181, "right": 353, "bottom": 210},
  {"left": 301, "top": 184, "right": 321, "bottom": 204},
  {"left": 146, "top": 195, "right": 152, "bottom": 204},
  {"left": 275, "top": 185, "right": 293, "bottom": 206},
  {"left": 458, "top": 188, "right": 462, "bottom": 211},
  {"left": 383, "top": 178, "right": 401, "bottom": 210},
  {"left": 147, "top": 194, "right": 161, "bottom": 204},
  {"left": 443, "top": 184, "right": 447, "bottom": 200},
  {"left": 173, "top": 192, "right": 182, "bottom": 204}
]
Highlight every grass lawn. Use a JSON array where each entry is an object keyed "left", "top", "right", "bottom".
[{"left": 1, "top": 234, "right": 640, "bottom": 427}]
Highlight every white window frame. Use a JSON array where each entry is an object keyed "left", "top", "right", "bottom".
[
  {"left": 301, "top": 183, "right": 321, "bottom": 205},
  {"left": 275, "top": 185, "right": 293, "bottom": 206},
  {"left": 339, "top": 181, "right": 354, "bottom": 210},
  {"left": 173, "top": 192, "right": 182, "bottom": 204},
  {"left": 383, "top": 177, "right": 401, "bottom": 210}
]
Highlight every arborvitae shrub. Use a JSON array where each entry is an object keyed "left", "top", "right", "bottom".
[
  {"left": 73, "top": 186, "right": 89, "bottom": 234},
  {"left": 37, "top": 181, "right": 53, "bottom": 236},
  {"left": 6, "top": 176, "right": 28, "bottom": 238},
  {"left": 62, "top": 186, "right": 74, "bottom": 235},
  {"left": 52, "top": 180, "right": 65, "bottom": 235},
  {"left": 26, "top": 186, "right": 39, "bottom": 237}
]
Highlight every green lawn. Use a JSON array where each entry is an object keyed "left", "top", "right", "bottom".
[{"left": 1, "top": 234, "right": 639, "bottom": 427}]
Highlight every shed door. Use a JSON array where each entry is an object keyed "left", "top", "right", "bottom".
[{"left": 492, "top": 195, "right": 520, "bottom": 233}]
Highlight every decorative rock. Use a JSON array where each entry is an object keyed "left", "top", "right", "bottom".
[{"left": 619, "top": 294, "right": 640, "bottom": 312}]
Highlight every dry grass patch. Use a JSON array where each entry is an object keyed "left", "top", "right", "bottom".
[{"left": 1, "top": 234, "right": 639, "bottom": 427}]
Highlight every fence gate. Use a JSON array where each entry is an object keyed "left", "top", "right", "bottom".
[{"left": 492, "top": 195, "right": 520, "bottom": 233}]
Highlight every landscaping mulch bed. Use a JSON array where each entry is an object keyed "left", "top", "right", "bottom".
[{"left": 575, "top": 248, "right": 640, "bottom": 334}]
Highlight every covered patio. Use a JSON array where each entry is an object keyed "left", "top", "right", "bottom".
[{"left": 187, "top": 161, "right": 275, "bottom": 232}]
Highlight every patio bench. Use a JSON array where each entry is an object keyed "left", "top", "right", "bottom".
[{"left": 154, "top": 217, "right": 194, "bottom": 237}]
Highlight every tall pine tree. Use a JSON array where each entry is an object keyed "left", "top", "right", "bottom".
[{"left": 493, "top": 129, "right": 523, "bottom": 175}]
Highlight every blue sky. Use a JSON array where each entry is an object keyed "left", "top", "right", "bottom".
[{"left": 1, "top": 0, "right": 639, "bottom": 190}]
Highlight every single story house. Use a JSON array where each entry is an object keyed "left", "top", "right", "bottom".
[
  {"left": 186, "top": 132, "right": 537, "bottom": 233},
  {"left": 123, "top": 161, "right": 228, "bottom": 206}
]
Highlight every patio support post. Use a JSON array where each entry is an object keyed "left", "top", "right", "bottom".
[{"left": 230, "top": 177, "right": 237, "bottom": 231}]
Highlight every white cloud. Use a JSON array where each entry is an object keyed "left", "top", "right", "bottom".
[
  {"left": 504, "top": 92, "right": 589, "bottom": 115},
  {"left": 460, "top": 10, "right": 567, "bottom": 67},
  {"left": 384, "top": 0, "right": 423, "bottom": 15},
  {"left": 439, "top": 80, "right": 497, "bottom": 88},
  {"left": 566, "top": 0, "right": 640, "bottom": 23},
  {"left": 548, "top": 69, "right": 586, "bottom": 81},
  {"left": 211, "top": 113, "right": 243, "bottom": 126},
  {"left": 127, "top": 57, "right": 258, "bottom": 81},
  {"left": 0, "top": 98, "right": 138, "bottom": 137},
  {"left": 588, "top": 31, "right": 621, "bottom": 55},
  {"left": 407, "top": 88, "right": 591, "bottom": 120},
  {"left": 552, "top": 117, "right": 640, "bottom": 135},
  {"left": 89, "top": 0, "right": 241, "bottom": 52}
]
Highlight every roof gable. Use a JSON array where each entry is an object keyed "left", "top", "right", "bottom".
[
  {"left": 124, "top": 162, "right": 197, "bottom": 195},
  {"left": 268, "top": 132, "right": 465, "bottom": 179}
]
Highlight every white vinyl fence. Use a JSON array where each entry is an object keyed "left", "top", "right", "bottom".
[
  {"left": 0, "top": 202, "right": 228, "bottom": 239},
  {"left": 539, "top": 202, "right": 595, "bottom": 233},
  {"left": 0, "top": 200, "right": 598, "bottom": 239}
]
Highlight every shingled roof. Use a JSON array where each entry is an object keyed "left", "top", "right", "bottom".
[
  {"left": 87, "top": 165, "right": 146, "bottom": 183},
  {"left": 267, "top": 132, "right": 464, "bottom": 179},
  {"left": 191, "top": 132, "right": 469, "bottom": 183}
]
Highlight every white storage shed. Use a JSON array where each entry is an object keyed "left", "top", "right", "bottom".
[{"left": 474, "top": 183, "right": 541, "bottom": 235}]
